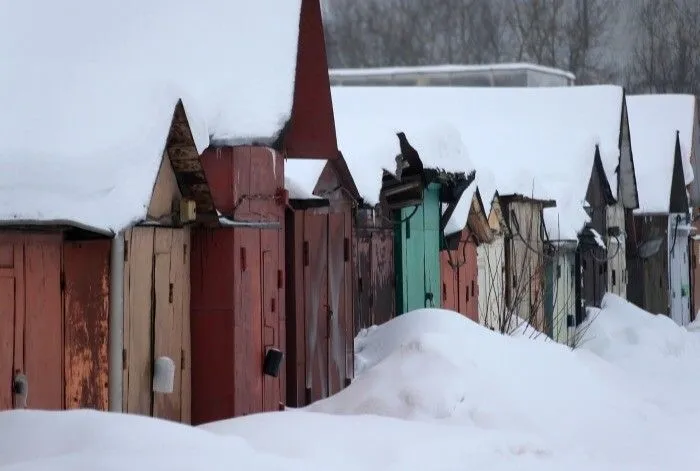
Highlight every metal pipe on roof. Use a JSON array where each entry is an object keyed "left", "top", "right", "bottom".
[{"left": 108, "top": 231, "right": 125, "bottom": 412}]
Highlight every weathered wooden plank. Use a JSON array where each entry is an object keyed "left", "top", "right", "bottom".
[
  {"left": 233, "top": 228, "right": 263, "bottom": 416},
  {"left": 63, "top": 240, "right": 110, "bottom": 411},
  {"left": 126, "top": 226, "right": 155, "bottom": 416},
  {"left": 327, "top": 211, "right": 346, "bottom": 396},
  {"left": 147, "top": 153, "right": 180, "bottom": 221},
  {"left": 343, "top": 211, "right": 354, "bottom": 385},
  {"left": 304, "top": 212, "right": 329, "bottom": 402},
  {"left": 285, "top": 210, "right": 306, "bottom": 407},
  {"left": 371, "top": 231, "right": 395, "bottom": 327},
  {"left": 153, "top": 228, "right": 180, "bottom": 421},
  {"left": 24, "top": 238, "right": 63, "bottom": 409},
  {"left": 12, "top": 243, "right": 24, "bottom": 389},
  {"left": 0, "top": 275, "right": 15, "bottom": 410},
  {"left": 277, "top": 210, "right": 287, "bottom": 411},
  {"left": 261, "top": 228, "right": 280, "bottom": 412},
  {"left": 122, "top": 229, "right": 131, "bottom": 410},
  {"left": 190, "top": 228, "right": 236, "bottom": 424},
  {"left": 180, "top": 228, "right": 192, "bottom": 424}
]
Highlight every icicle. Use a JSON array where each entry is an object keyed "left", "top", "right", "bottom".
[{"left": 268, "top": 148, "right": 277, "bottom": 178}]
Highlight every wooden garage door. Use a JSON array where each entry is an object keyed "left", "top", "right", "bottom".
[
  {"left": 123, "top": 227, "right": 191, "bottom": 423},
  {"left": 0, "top": 234, "right": 62, "bottom": 410}
]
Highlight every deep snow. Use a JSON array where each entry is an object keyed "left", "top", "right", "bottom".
[{"left": 2, "top": 294, "right": 699, "bottom": 470}]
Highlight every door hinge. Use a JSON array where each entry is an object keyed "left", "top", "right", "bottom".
[
  {"left": 303, "top": 241, "right": 309, "bottom": 266},
  {"left": 343, "top": 237, "right": 350, "bottom": 262}
]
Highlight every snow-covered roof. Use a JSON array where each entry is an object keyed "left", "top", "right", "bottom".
[
  {"left": 284, "top": 159, "right": 328, "bottom": 200},
  {"left": 627, "top": 94, "right": 696, "bottom": 214},
  {"left": 0, "top": 0, "right": 302, "bottom": 233},
  {"left": 331, "top": 87, "right": 476, "bottom": 236},
  {"left": 330, "top": 63, "right": 576, "bottom": 81},
  {"left": 332, "top": 85, "right": 624, "bottom": 242}
]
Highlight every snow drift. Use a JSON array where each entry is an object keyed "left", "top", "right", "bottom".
[{"left": 3, "top": 295, "right": 699, "bottom": 470}]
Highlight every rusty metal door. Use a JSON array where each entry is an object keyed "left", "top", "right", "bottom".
[
  {"left": 303, "top": 213, "right": 329, "bottom": 402},
  {"left": 63, "top": 240, "right": 110, "bottom": 410}
]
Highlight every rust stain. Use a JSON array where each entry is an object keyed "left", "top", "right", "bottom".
[{"left": 63, "top": 240, "right": 110, "bottom": 411}]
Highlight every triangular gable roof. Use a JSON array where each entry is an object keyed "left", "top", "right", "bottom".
[
  {"left": 0, "top": 98, "right": 214, "bottom": 233},
  {"left": 284, "top": 155, "right": 361, "bottom": 203},
  {"left": 627, "top": 94, "right": 696, "bottom": 214}
]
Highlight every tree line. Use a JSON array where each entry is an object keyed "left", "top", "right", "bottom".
[{"left": 323, "top": 0, "right": 700, "bottom": 93}]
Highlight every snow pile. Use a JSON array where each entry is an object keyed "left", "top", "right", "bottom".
[
  {"left": 307, "top": 302, "right": 700, "bottom": 469},
  {"left": 0, "top": 0, "right": 302, "bottom": 232},
  {"left": 627, "top": 94, "right": 696, "bottom": 213},
  {"left": 5, "top": 296, "right": 700, "bottom": 470},
  {"left": 284, "top": 159, "right": 329, "bottom": 200},
  {"left": 0, "top": 410, "right": 317, "bottom": 471},
  {"left": 332, "top": 85, "right": 624, "bottom": 241}
]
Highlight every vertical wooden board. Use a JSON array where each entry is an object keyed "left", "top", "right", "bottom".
[
  {"left": 423, "top": 185, "right": 442, "bottom": 309},
  {"left": 343, "top": 211, "right": 354, "bottom": 385},
  {"left": 12, "top": 243, "right": 25, "bottom": 385},
  {"left": 0, "top": 276, "right": 14, "bottom": 410},
  {"left": 153, "top": 228, "right": 182, "bottom": 421},
  {"left": 122, "top": 229, "right": 131, "bottom": 410},
  {"left": 278, "top": 208, "right": 287, "bottom": 410},
  {"left": 125, "top": 227, "right": 155, "bottom": 416},
  {"left": 439, "top": 251, "right": 457, "bottom": 312},
  {"left": 261, "top": 227, "right": 280, "bottom": 412},
  {"left": 63, "top": 240, "right": 110, "bottom": 411},
  {"left": 233, "top": 228, "right": 263, "bottom": 416},
  {"left": 403, "top": 204, "right": 426, "bottom": 312},
  {"left": 24, "top": 238, "right": 63, "bottom": 409},
  {"left": 371, "top": 231, "right": 395, "bottom": 326},
  {"left": 303, "top": 213, "right": 329, "bottom": 402},
  {"left": 190, "top": 228, "right": 236, "bottom": 425},
  {"left": 180, "top": 229, "right": 192, "bottom": 424},
  {"left": 354, "top": 233, "right": 371, "bottom": 332},
  {"left": 284, "top": 210, "right": 306, "bottom": 407},
  {"left": 465, "top": 241, "right": 479, "bottom": 322},
  {"left": 327, "top": 212, "right": 346, "bottom": 395}
]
